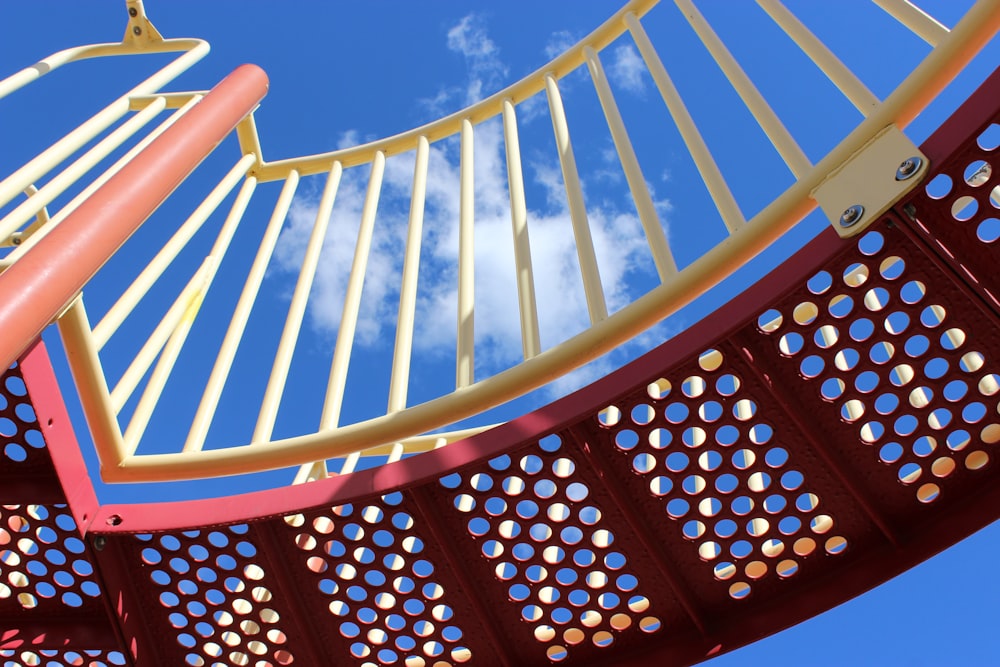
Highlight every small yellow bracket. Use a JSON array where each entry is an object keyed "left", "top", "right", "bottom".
[
  {"left": 811, "top": 124, "right": 927, "bottom": 238},
  {"left": 123, "top": 0, "right": 164, "bottom": 46},
  {"left": 0, "top": 185, "right": 49, "bottom": 250}
]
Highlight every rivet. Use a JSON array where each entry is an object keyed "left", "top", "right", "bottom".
[
  {"left": 896, "top": 156, "right": 922, "bottom": 181},
  {"left": 93, "top": 535, "right": 107, "bottom": 551},
  {"left": 128, "top": 7, "right": 138, "bottom": 17},
  {"left": 840, "top": 204, "right": 864, "bottom": 227},
  {"left": 133, "top": 26, "right": 142, "bottom": 36}
]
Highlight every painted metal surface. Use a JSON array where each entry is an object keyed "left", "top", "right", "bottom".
[
  {"left": 4, "top": 2, "right": 994, "bottom": 480},
  {"left": 4, "top": 65, "right": 1000, "bottom": 665}
]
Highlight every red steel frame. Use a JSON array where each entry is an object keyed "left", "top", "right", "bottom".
[{"left": 3, "top": 66, "right": 1000, "bottom": 667}]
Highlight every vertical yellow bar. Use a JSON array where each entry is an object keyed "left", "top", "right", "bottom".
[
  {"left": 388, "top": 136, "right": 431, "bottom": 413},
  {"left": 253, "top": 162, "right": 343, "bottom": 444},
  {"left": 545, "top": 73, "right": 608, "bottom": 324},
  {"left": 321, "top": 152, "right": 387, "bottom": 429},
  {"left": 503, "top": 100, "right": 541, "bottom": 360},
  {"left": 626, "top": 13, "right": 746, "bottom": 233},
  {"left": 584, "top": 45, "right": 677, "bottom": 281},
  {"left": 184, "top": 172, "right": 300, "bottom": 452},
  {"left": 457, "top": 119, "right": 476, "bottom": 389}
]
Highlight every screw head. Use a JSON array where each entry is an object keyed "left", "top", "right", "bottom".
[
  {"left": 896, "top": 156, "right": 923, "bottom": 180},
  {"left": 840, "top": 204, "right": 864, "bottom": 227},
  {"left": 128, "top": 6, "right": 138, "bottom": 16},
  {"left": 133, "top": 26, "right": 142, "bottom": 36},
  {"left": 93, "top": 535, "right": 107, "bottom": 551}
]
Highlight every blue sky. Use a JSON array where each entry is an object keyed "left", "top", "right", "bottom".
[{"left": 3, "top": 1, "right": 1000, "bottom": 665}]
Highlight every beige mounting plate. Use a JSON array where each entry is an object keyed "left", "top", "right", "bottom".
[{"left": 812, "top": 124, "right": 927, "bottom": 238}]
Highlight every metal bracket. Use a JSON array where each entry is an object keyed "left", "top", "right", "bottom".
[
  {"left": 811, "top": 124, "right": 927, "bottom": 238},
  {"left": 123, "top": 0, "right": 164, "bottom": 46}
]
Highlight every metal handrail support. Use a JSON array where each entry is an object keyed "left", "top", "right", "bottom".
[{"left": 0, "top": 64, "right": 269, "bottom": 373}]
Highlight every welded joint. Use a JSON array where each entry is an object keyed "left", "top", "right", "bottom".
[
  {"left": 236, "top": 114, "right": 266, "bottom": 175},
  {"left": 123, "top": 0, "right": 164, "bottom": 46},
  {"left": 0, "top": 185, "right": 49, "bottom": 250},
  {"left": 811, "top": 124, "right": 927, "bottom": 238}
]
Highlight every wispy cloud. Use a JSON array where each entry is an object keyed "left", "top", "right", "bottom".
[
  {"left": 273, "top": 13, "right": 671, "bottom": 402},
  {"left": 607, "top": 44, "right": 647, "bottom": 95}
]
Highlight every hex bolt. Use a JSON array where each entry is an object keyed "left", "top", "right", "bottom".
[
  {"left": 896, "top": 156, "right": 923, "bottom": 181},
  {"left": 840, "top": 204, "right": 864, "bottom": 227}
]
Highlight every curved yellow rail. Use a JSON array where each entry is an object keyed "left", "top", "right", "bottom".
[{"left": 4, "top": 0, "right": 1000, "bottom": 482}]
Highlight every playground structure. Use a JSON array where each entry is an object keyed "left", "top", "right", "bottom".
[{"left": 2, "top": 0, "right": 1000, "bottom": 664}]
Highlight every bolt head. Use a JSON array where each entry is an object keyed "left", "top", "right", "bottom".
[
  {"left": 840, "top": 204, "right": 864, "bottom": 227},
  {"left": 896, "top": 156, "right": 923, "bottom": 181}
]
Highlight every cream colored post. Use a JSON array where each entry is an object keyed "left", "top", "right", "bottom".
[
  {"left": 675, "top": 0, "right": 811, "bottom": 178},
  {"left": 0, "top": 98, "right": 167, "bottom": 243},
  {"left": 625, "top": 13, "right": 746, "bottom": 234},
  {"left": 57, "top": 299, "right": 128, "bottom": 468},
  {"left": 584, "top": 46, "right": 677, "bottom": 281},
  {"left": 320, "top": 153, "right": 387, "bottom": 430},
  {"left": 110, "top": 261, "right": 213, "bottom": 412},
  {"left": 873, "top": 0, "right": 949, "bottom": 46},
  {"left": 388, "top": 137, "right": 430, "bottom": 413},
  {"left": 94, "top": 154, "right": 256, "bottom": 348},
  {"left": 183, "top": 173, "right": 300, "bottom": 453},
  {"left": 545, "top": 73, "right": 608, "bottom": 324},
  {"left": 122, "top": 258, "right": 214, "bottom": 452},
  {"left": 503, "top": 100, "right": 541, "bottom": 360},
  {"left": 757, "top": 0, "right": 880, "bottom": 114},
  {"left": 253, "top": 163, "right": 343, "bottom": 444},
  {"left": 457, "top": 119, "right": 476, "bottom": 389}
]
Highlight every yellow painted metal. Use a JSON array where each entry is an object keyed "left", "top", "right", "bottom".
[
  {"left": 184, "top": 173, "right": 300, "bottom": 453},
  {"left": 545, "top": 72, "right": 608, "bottom": 325},
  {"left": 502, "top": 99, "right": 541, "bottom": 361},
  {"left": 122, "top": 258, "right": 213, "bottom": 453},
  {"left": 57, "top": 299, "right": 129, "bottom": 470},
  {"left": 388, "top": 136, "right": 431, "bottom": 413},
  {"left": 812, "top": 125, "right": 927, "bottom": 237},
  {"left": 756, "top": 0, "right": 880, "bottom": 115},
  {"left": 8, "top": 0, "right": 996, "bottom": 480},
  {"left": 0, "top": 97, "right": 168, "bottom": 245},
  {"left": 457, "top": 119, "right": 476, "bottom": 389},
  {"left": 319, "top": 153, "right": 386, "bottom": 430},
  {"left": 584, "top": 45, "right": 677, "bottom": 281},
  {"left": 675, "top": 0, "right": 812, "bottom": 179},
  {"left": 252, "top": 0, "right": 660, "bottom": 182},
  {"left": 99, "top": 0, "right": 1000, "bottom": 481},
  {"left": 0, "top": 39, "right": 208, "bottom": 209},
  {"left": 94, "top": 154, "right": 256, "bottom": 349},
  {"left": 874, "top": 0, "right": 950, "bottom": 46},
  {"left": 253, "top": 162, "right": 343, "bottom": 444},
  {"left": 5, "top": 96, "right": 206, "bottom": 266},
  {"left": 625, "top": 12, "right": 746, "bottom": 234},
  {"left": 0, "top": 186, "right": 48, "bottom": 251}
]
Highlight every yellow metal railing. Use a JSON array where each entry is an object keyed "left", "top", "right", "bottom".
[{"left": 1, "top": 0, "right": 999, "bottom": 483}]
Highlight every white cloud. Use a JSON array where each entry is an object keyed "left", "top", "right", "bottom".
[
  {"left": 608, "top": 44, "right": 647, "bottom": 95},
  {"left": 273, "top": 14, "right": 671, "bottom": 404},
  {"left": 545, "top": 30, "right": 578, "bottom": 60}
]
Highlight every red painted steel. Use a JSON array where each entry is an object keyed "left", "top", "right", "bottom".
[
  {"left": 0, "top": 64, "right": 268, "bottom": 373},
  {"left": 4, "top": 66, "right": 1000, "bottom": 667}
]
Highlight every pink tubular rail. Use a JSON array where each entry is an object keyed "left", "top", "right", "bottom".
[{"left": 0, "top": 64, "right": 269, "bottom": 372}]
